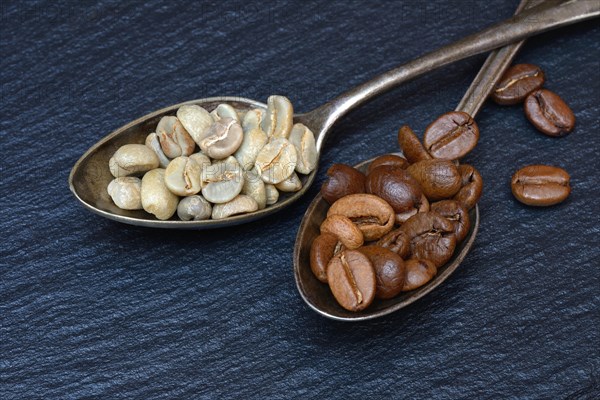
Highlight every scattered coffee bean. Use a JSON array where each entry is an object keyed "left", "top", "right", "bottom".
[
  {"left": 310, "top": 233, "right": 341, "bottom": 283},
  {"left": 524, "top": 89, "right": 575, "bottom": 137},
  {"left": 423, "top": 111, "right": 479, "bottom": 160},
  {"left": 320, "top": 214, "right": 364, "bottom": 250},
  {"left": 395, "top": 194, "right": 429, "bottom": 224},
  {"left": 406, "top": 159, "right": 461, "bottom": 201},
  {"left": 201, "top": 158, "right": 244, "bottom": 204},
  {"left": 212, "top": 195, "right": 259, "bottom": 220},
  {"left": 177, "top": 105, "right": 214, "bottom": 146},
  {"left": 327, "top": 194, "right": 395, "bottom": 241},
  {"left": 397, "top": 125, "right": 432, "bottom": 164},
  {"left": 255, "top": 137, "right": 298, "bottom": 184},
  {"left": 430, "top": 199, "right": 470, "bottom": 242},
  {"left": 109, "top": 144, "right": 159, "bottom": 178},
  {"left": 140, "top": 168, "right": 179, "bottom": 220},
  {"left": 235, "top": 109, "right": 268, "bottom": 170},
  {"left": 199, "top": 117, "right": 244, "bottom": 160},
  {"left": 327, "top": 250, "right": 376, "bottom": 312},
  {"left": 210, "top": 103, "right": 241, "bottom": 122},
  {"left": 107, "top": 177, "right": 143, "bottom": 210},
  {"left": 491, "top": 63, "right": 545, "bottom": 105},
  {"left": 401, "top": 212, "right": 456, "bottom": 268},
  {"left": 156, "top": 116, "right": 196, "bottom": 158},
  {"left": 358, "top": 245, "right": 405, "bottom": 299},
  {"left": 177, "top": 195, "right": 212, "bottom": 221},
  {"left": 366, "top": 154, "right": 409, "bottom": 175},
  {"left": 377, "top": 228, "right": 410, "bottom": 259},
  {"left": 511, "top": 165, "right": 570, "bottom": 206},
  {"left": 366, "top": 165, "right": 424, "bottom": 214},
  {"left": 241, "top": 168, "right": 267, "bottom": 209},
  {"left": 145, "top": 132, "right": 171, "bottom": 168},
  {"left": 164, "top": 156, "right": 202, "bottom": 196},
  {"left": 289, "top": 123, "right": 318, "bottom": 175},
  {"left": 321, "top": 164, "right": 366, "bottom": 204},
  {"left": 265, "top": 183, "right": 279, "bottom": 205},
  {"left": 261, "top": 95, "right": 293, "bottom": 139},
  {"left": 275, "top": 172, "right": 303, "bottom": 192},
  {"left": 453, "top": 164, "right": 483, "bottom": 210},
  {"left": 402, "top": 259, "right": 437, "bottom": 291}
]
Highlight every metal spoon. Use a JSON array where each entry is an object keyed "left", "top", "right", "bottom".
[
  {"left": 293, "top": 0, "right": 561, "bottom": 321},
  {"left": 69, "top": 0, "right": 599, "bottom": 228}
]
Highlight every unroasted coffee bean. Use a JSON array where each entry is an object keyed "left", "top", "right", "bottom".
[
  {"left": 310, "top": 233, "right": 342, "bottom": 283},
  {"left": 430, "top": 200, "right": 470, "bottom": 243},
  {"left": 320, "top": 215, "right": 364, "bottom": 250},
  {"left": 453, "top": 164, "right": 483, "bottom": 210},
  {"left": 524, "top": 89, "right": 575, "bottom": 137},
  {"left": 211, "top": 195, "right": 258, "bottom": 219},
  {"left": 366, "top": 165, "right": 424, "bottom": 214},
  {"left": 177, "top": 195, "right": 212, "bottom": 221},
  {"left": 275, "top": 172, "right": 302, "bottom": 192},
  {"left": 289, "top": 123, "right": 317, "bottom": 174},
  {"left": 141, "top": 168, "right": 179, "bottom": 220},
  {"left": 201, "top": 158, "right": 244, "bottom": 204},
  {"left": 366, "top": 154, "right": 409, "bottom": 175},
  {"left": 145, "top": 132, "right": 170, "bottom": 168},
  {"left": 406, "top": 159, "right": 461, "bottom": 201},
  {"left": 358, "top": 245, "right": 405, "bottom": 299},
  {"left": 164, "top": 156, "right": 202, "bottom": 196},
  {"left": 235, "top": 108, "right": 268, "bottom": 170},
  {"left": 327, "top": 194, "right": 395, "bottom": 241},
  {"left": 109, "top": 144, "right": 160, "bottom": 178},
  {"left": 265, "top": 184, "right": 279, "bottom": 205},
  {"left": 177, "top": 105, "right": 213, "bottom": 146},
  {"left": 261, "top": 95, "right": 293, "bottom": 138},
  {"left": 327, "top": 250, "right": 376, "bottom": 311},
  {"left": 402, "top": 259, "right": 437, "bottom": 291},
  {"left": 255, "top": 137, "right": 297, "bottom": 184},
  {"left": 107, "top": 177, "right": 143, "bottom": 210},
  {"left": 241, "top": 168, "right": 267, "bottom": 209},
  {"left": 491, "top": 63, "right": 545, "bottom": 105},
  {"left": 156, "top": 116, "right": 196, "bottom": 158},
  {"left": 401, "top": 212, "right": 456, "bottom": 267},
  {"left": 377, "top": 228, "right": 410, "bottom": 259},
  {"left": 395, "top": 194, "right": 429, "bottom": 224},
  {"left": 210, "top": 103, "right": 241, "bottom": 122},
  {"left": 321, "top": 164, "right": 366, "bottom": 204},
  {"left": 423, "top": 111, "right": 479, "bottom": 160},
  {"left": 199, "top": 118, "right": 244, "bottom": 159},
  {"left": 511, "top": 165, "right": 570, "bottom": 206},
  {"left": 397, "top": 125, "right": 432, "bottom": 164}
]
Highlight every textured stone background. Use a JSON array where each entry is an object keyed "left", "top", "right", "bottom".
[{"left": 1, "top": 0, "right": 599, "bottom": 398}]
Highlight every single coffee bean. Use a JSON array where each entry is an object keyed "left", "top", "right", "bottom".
[
  {"left": 397, "top": 125, "right": 432, "bottom": 164},
  {"left": 524, "top": 89, "right": 575, "bottom": 137},
  {"left": 402, "top": 259, "right": 437, "bottom": 292},
  {"left": 453, "top": 164, "right": 483, "bottom": 210},
  {"left": 406, "top": 159, "right": 461, "bottom": 201},
  {"left": 261, "top": 95, "right": 293, "bottom": 139},
  {"left": 321, "top": 164, "right": 366, "bottom": 204},
  {"left": 145, "top": 132, "right": 171, "bottom": 168},
  {"left": 430, "top": 200, "right": 470, "bottom": 243},
  {"left": 395, "top": 194, "right": 429, "bottom": 224},
  {"left": 107, "top": 177, "right": 143, "bottom": 210},
  {"left": 491, "top": 63, "right": 545, "bottom": 105},
  {"left": 401, "top": 212, "right": 456, "bottom": 268},
  {"left": 141, "top": 168, "right": 179, "bottom": 220},
  {"left": 265, "top": 183, "right": 279, "bottom": 205},
  {"left": 211, "top": 195, "right": 259, "bottom": 219},
  {"left": 358, "top": 245, "right": 406, "bottom": 299},
  {"left": 511, "top": 165, "right": 571, "bottom": 206},
  {"left": 327, "top": 250, "right": 376, "bottom": 312},
  {"left": 310, "top": 233, "right": 342, "bottom": 283},
  {"left": 164, "top": 156, "right": 202, "bottom": 196},
  {"left": 275, "top": 172, "right": 303, "bottom": 192},
  {"left": 109, "top": 144, "right": 160, "bottom": 178},
  {"left": 366, "top": 154, "right": 409, "bottom": 175},
  {"left": 210, "top": 103, "right": 241, "bottom": 122},
  {"left": 235, "top": 109, "right": 268, "bottom": 170},
  {"left": 177, "top": 195, "right": 212, "bottom": 221},
  {"left": 327, "top": 194, "right": 395, "bottom": 241},
  {"left": 255, "top": 137, "right": 297, "bottom": 184},
  {"left": 241, "top": 168, "right": 267, "bottom": 209},
  {"left": 199, "top": 117, "right": 244, "bottom": 160},
  {"left": 423, "top": 111, "right": 479, "bottom": 160},
  {"left": 201, "top": 158, "right": 244, "bottom": 204},
  {"left": 156, "top": 116, "right": 196, "bottom": 158},
  {"left": 177, "top": 105, "right": 214, "bottom": 146},
  {"left": 377, "top": 228, "right": 410, "bottom": 259},
  {"left": 320, "top": 215, "right": 364, "bottom": 250},
  {"left": 366, "top": 165, "right": 424, "bottom": 214},
  {"left": 289, "top": 123, "right": 318, "bottom": 174}
]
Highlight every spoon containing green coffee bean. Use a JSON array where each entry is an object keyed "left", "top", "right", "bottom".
[{"left": 69, "top": 0, "right": 598, "bottom": 228}]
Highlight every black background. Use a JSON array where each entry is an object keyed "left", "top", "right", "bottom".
[{"left": 1, "top": 0, "right": 599, "bottom": 398}]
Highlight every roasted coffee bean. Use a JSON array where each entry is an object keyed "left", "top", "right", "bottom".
[
  {"left": 401, "top": 212, "right": 456, "bottom": 268},
  {"left": 366, "top": 154, "right": 409, "bottom": 175},
  {"left": 406, "top": 159, "right": 461, "bottom": 201},
  {"left": 377, "top": 228, "right": 410, "bottom": 259},
  {"left": 395, "top": 194, "right": 429, "bottom": 224},
  {"left": 524, "top": 89, "right": 575, "bottom": 137},
  {"left": 430, "top": 200, "right": 470, "bottom": 243},
  {"left": 310, "top": 233, "right": 342, "bottom": 283},
  {"left": 320, "top": 215, "right": 364, "bottom": 250},
  {"left": 491, "top": 63, "right": 545, "bottom": 105},
  {"left": 366, "top": 165, "right": 424, "bottom": 214},
  {"left": 453, "top": 164, "right": 483, "bottom": 210},
  {"left": 358, "top": 245, "right": 405, "bottom": 299},
  {"left": 321, "top": 164, "right": 366, "bottom": 204},
  {"left": 511, "top": 165, "right": 570, "bottom": 206},
  {"left": 327, "top": 250, "right": 376, "bottom": 311},
  {"left": 423, "top": 111, "right": 479, "bottom": 160},
  {"left": 402, "top": 259, "right": 437, "bottom": 291},
  {"left": 327, "top": 194, "right": 395, "bottom": 241},
  {"left": 397, "top": 125, "right": 432, "bottom": 164}
]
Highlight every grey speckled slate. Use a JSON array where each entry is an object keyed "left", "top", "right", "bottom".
[{"left": 1, "top": 1, "right": 599, "bottom": 399}]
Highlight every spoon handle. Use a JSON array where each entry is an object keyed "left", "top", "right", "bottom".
[
  {"left": 457, "top": 0, "right": 545, "bottom": 117},
  {"left": 309, "top": 0, "right": 599, "bottom": 151}
]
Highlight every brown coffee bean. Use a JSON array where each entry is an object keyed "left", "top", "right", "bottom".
[
  {"left": 406, "top": 159, "right": 462, "bottom": 201},
  {"left": 377, "top": 228, "right": 410, "bottom": 259},
  {"left": 524, "top": 89, "right": 575, "bottom": 137},
  {"left": 366, "top": 165, "right": 424, "bottom": 214},
  {"left": 328, "top": 194, "right": 395, "bottom": 241},
  {"left": 401, "top": 212, "right": 456, "bottom": 268},
  {"left": 430, "top": 200, "right": 470, "bottom": 243},
  {"left": 423, "top": 111, "right": 479, "bottom": 160},
  {"left": 367, "top": 154, "right": 409, "bottom": 175},
  {"left": 327, "top": 250, "right": 376, "bottom": 311},
  {"left": 397, "top": 125, "right": 432, "bottom": 164},
  {"left": 511, "top": 165, "right": 570, "bottom": 206},
  {"left": 321, "top": 164, "right": 366, "bottom": 204},
  {"left": 358, "top": 245, "right": 405, "bottom": 299},
  {"left": 310, "top": 233, "right": 342, "bottom": 283},
  {"left": 395, "top": 194, "right": 429, "bottom": 224},
  {"left": 320, "top": 214, "right": 364, "bottom": 249},
  {"left": 491, "top": 63, "right": 545, "bottom": 105},
  {"left": 453, "top": 164, "right": 483, "bottom": 210},
  {"left": 402, "top": 259, "right": 437, "bottom": 292}
]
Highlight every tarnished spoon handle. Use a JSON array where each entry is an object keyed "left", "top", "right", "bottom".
[
  {"left": 308, "top": 0, "right": 599, "bottom": 151},
  {"left": 457, "top": 0, "right": 546, "bottom": 116}
]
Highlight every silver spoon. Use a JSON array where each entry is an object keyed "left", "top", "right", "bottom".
[
  {"left": 69, "top": 0, "right": 599, "bottom": 228},
  {"left": 293, "top": 0, "right": 559, "bottom": 321}
]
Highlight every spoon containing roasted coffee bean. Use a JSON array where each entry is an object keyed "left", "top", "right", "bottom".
[{"left": 69, "top": 0, "right": 598, "bottom": 228}]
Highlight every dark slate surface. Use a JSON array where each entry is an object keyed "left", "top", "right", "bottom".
[{"left": 1, "top": 0, "right": 599, "bottom": 398}]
